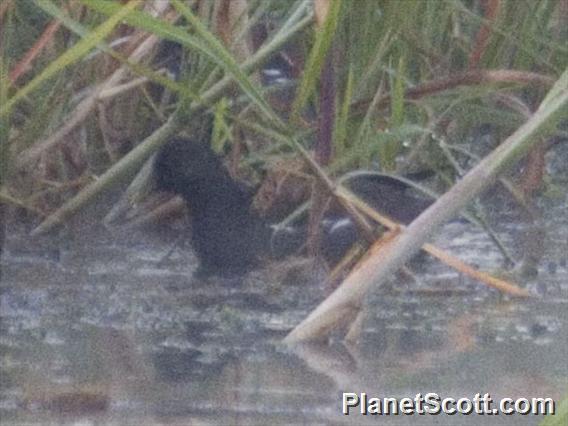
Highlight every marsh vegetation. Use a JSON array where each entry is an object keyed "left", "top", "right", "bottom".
[{"left": 1, "top": 1, "right": 567, "bottom": 424}]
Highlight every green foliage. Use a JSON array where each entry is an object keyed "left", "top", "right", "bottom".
[
  {"left": 1, "top": 0, "right": 138, "bottom": 118},
  {"left": 291, "top": 0, "right": 342, "bottom": 122},
  {"left": 211, "top": 98, "right": 231, "bottom": 153},
  {"left": 540, "top": 394, "right": 568, "bottom": 426},
  {"left": 0, "top": 0, "right": 565, "bottom": 229},
  {"left": 333, "top": 66, "right": 354, "bottom": 158}
]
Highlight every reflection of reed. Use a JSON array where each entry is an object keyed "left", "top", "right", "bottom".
[
  {"left": 289, "top": 310, "right": 478, "bottom": 393},
  {"left": 289, "top": 342, "right": 361, "bottom": 391}
]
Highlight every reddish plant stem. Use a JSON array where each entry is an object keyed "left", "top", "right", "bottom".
[
  {"left": 352, "top": 69, "right": 554, "bottom": 116},
  {"left": 307, "top": 47, "right": 336, "bottom": 256},
  {"left": 9, "top": 18, "right": 63, "bottom": 84},
  {"left": 468, "top": 0, "right": 500, "bottom": 69}
]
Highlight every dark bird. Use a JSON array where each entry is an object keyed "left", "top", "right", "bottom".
[
  {"left": 153, "top": 138, "right": 433, "bottom": 276},
  {"left": 154, "top": 137, "right": 271, "bottom": 276}
]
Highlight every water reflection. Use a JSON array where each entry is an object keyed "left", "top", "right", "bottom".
[{"left": 1, "top": 190, "right": 567, "bottom": 425}]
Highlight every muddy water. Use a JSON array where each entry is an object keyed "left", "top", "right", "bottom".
[{"left": 1, "top": 170, "right": 567, "bottom": 425}]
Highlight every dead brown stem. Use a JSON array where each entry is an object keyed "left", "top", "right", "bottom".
[{"left": 352, "top": 69, "right": 555, "bottom": 115}]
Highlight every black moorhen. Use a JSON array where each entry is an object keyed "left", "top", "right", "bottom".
[
  {"left": 154, "top": 137, "right": 271, "bottom": 276},
  {"left": 154, "top": 138, "right": 433, "bottom": 276}
]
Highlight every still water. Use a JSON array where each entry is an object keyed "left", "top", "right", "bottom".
[{"left": 1, "top": 180, "right": 567, "bottom": 425}]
